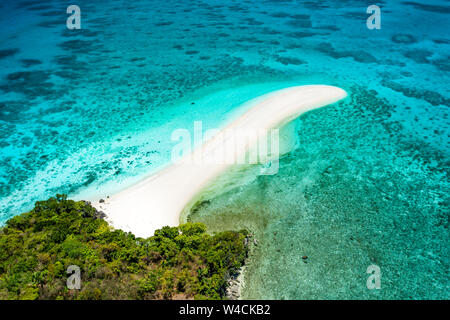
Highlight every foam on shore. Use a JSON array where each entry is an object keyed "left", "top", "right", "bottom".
[{"left": 92, "top": 85, "right": 347, "bottom": 237}]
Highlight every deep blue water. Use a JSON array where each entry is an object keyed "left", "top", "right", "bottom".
[{"left": 0, "top": 0, "right": 448, "bottom": 298}]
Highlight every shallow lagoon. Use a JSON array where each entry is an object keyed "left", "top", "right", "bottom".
[{"left": 0, "top": 0, "right": 448, "bottom": 299}]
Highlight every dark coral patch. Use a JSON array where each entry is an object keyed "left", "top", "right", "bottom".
[
  {"left": 285, "top": 18, "right": 312, "bottom": 28},
  {"left": 15, "top": 0, "right": 42, "bottom": 9},
  {"left": 20, "top": 59, "right": 43, "bottom": 67},
  {"left": 39, "top": 10, "right": 64, "bottom": 17},
  {"left": 391, "top": 34, "right": 417, "bottom": 44},
  {"left": 243, "top": 18, "right": 264, "bottom": 26},
  {"left": 260, "top": 27, "right": 281, "bottom": 35},
  {"left": 274, "top": 56, "right": 305, "bottom": 65},
  {"left": 26, "top": 4, "right": 54, "bottom": 11},
  {"left": 0, "top": 100, "right": 32, "bottom": 123},
  {"left": 303, "top": 1, "right": 330, "bottom": 9},
  {"left": 432, "top": 39, "right": 450, "bottom": 45},
  {"left": 58, "top": 40, "right": 100, "bottom": 54},
  {"left": 432, "top": 58, "right": 450, "bottom": 72},
  {"left": 155, "top": 21, "right": 174, "bottom": 27},
  {"left": 287, "top": 31, "right": 316, "bottom": 39},
  {"left": 41, "top": 100, "right": 75, "bottom": 115},
  {"left": 1, "top": 71, "right": 56, "bottom": 99},
  {"left": 130, "top": 57, "right": 146, "bottom": 63},
  {"left": 36, "top": 20, "right": 61, "bottom": 28},
  {"left": 61, "top": 29, "right": 101, "bottom": 38},
  {"left": 314, "top": 25, "right": 340, "bottom": 31},
  {"left": 269, "top": 12, "right": 290, "bottom": 18},
  {"left": 401, "top": 2, "right": 450, "bottom": 14},
  {"left": 316, "top": 42, "right": 378, "bottom": 63},
  {"left": 216, "top": 32, "right": 230, "bottom": 38},
  {"left": 403, "top": 50, "right": 433, "bottom": 64},
  {"left": 52, "top": 55, "right": 89, "bottom": 79},
  {"left": 382, "top": 80, "right": 450, "bottom": 107},
  {"left": 0, "top": 49, "right": 20, "bottom": 59}
]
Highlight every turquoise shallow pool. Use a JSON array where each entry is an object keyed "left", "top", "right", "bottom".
[{"left": 0, "top": 0, "right": 448, "bottom": 299}]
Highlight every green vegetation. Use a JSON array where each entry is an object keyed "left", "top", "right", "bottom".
[{"left": 0, "top": 195, "right": 248, "bottom": 300}]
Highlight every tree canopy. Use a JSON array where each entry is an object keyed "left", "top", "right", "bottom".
[{"left": 0, "top": 195, "right": 247, "bottom": 300}]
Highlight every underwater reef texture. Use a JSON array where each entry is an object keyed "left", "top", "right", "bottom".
[{"left": 0, "top": 0, "right": 448, "bottom": 299}]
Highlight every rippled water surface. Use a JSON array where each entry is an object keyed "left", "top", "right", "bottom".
[{"left": 0, "top": 0, "right": 448, "bottom": 299}]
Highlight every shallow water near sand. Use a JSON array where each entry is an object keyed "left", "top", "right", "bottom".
[{"left": 0, "top": 0, "right": 449, "bottom": 298}]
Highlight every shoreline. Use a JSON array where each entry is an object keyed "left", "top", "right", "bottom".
[
  {"left": 226, "top": 266, "right": 245, "bottom": 300},
  {"left": 92, "top": 85, "right": 347, "bottom": 237}
]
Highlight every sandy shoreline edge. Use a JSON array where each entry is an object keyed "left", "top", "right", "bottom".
[{"left": 92, "top": 85, "right": 347, "bottom": 237}]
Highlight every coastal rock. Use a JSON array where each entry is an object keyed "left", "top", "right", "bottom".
[
  {"left": 94, "top": 210, "right": 107, "bottom": 220},
  {"left": 225, "top": 267, "right": 245, "bottom": 300}
]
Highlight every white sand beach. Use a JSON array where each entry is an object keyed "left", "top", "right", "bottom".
[{"left": 92, "top": 85, "right": 347, "bottom": 237}]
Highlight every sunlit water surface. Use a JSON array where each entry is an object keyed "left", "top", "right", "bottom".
[{"left": 0, "top": 0, "right": 448, "bottom": 299}]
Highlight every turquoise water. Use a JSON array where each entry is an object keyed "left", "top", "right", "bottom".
[{"left": 0, "top": 0, "right": 448, "bottom": 299}]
